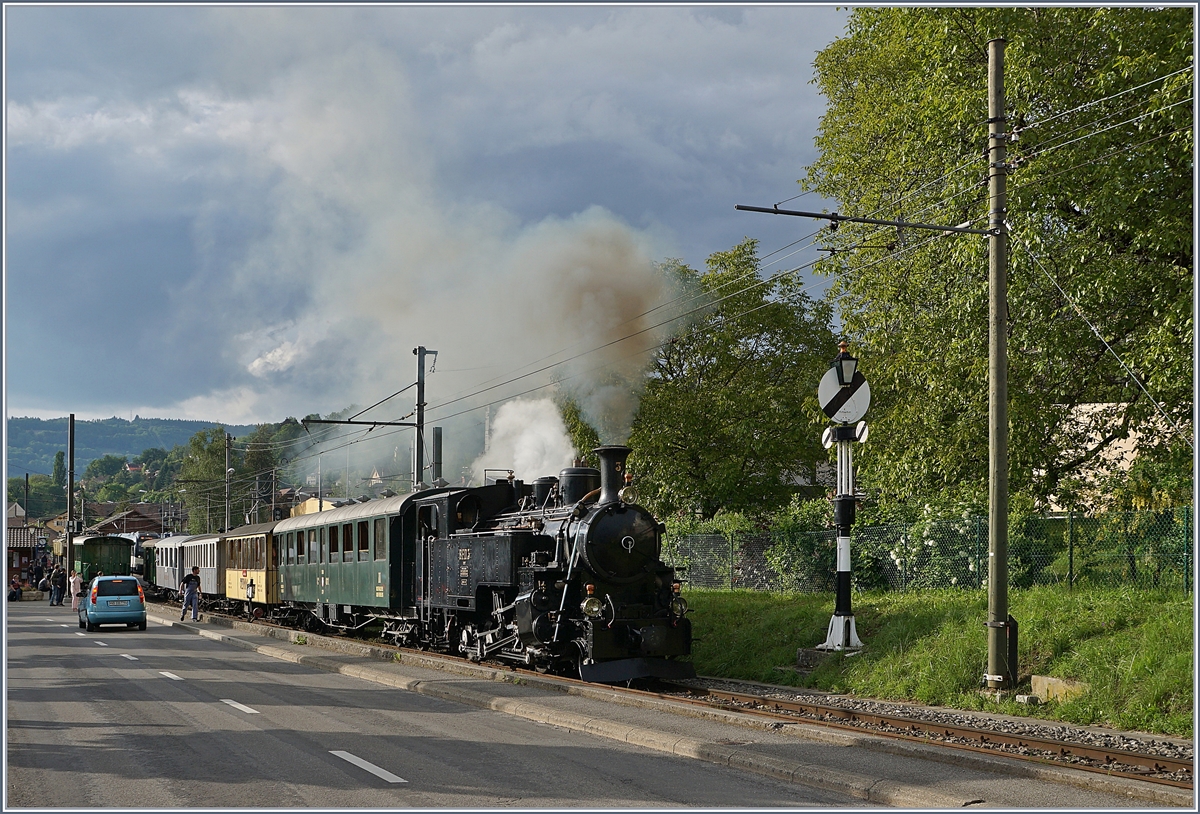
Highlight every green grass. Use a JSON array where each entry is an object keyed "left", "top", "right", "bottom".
[{"left": 684, "top": 586, "right": 1194, "bottom": 737}]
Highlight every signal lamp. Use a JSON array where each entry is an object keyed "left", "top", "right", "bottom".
[{"left": 833, "top": 341, "right": 858, "bottom": 386}]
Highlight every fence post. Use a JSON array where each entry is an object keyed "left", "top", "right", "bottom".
[
  {"left": 729, "top": 534, "right": 734, "bottom": 591},
  {"left": 977, "top": 516, "right": 984, "bottom": 590},
  {"left": 1185, "top": 506, "right": 1192, "bottom": 595},
  {"left": 1067, "top": 509, "right": 1074, "bottom": 592}
]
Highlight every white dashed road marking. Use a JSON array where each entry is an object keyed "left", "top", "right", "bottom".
[
  {"left": 95, "top": 641, "right": 109, "bottom": 647},
  {"left": 121, "top": 654, "right": 137, "bottom": 660},
  {"left": 160, "top": 671, "right": 183, "bottom": 680},
  {"left": 330, "top": 751, "right": 407, "bottom": 784},
  {"left": 221, "top": 699, "right": 260, "bottom": 714},
  {"left": 60, "top": 624, "right": 69, "bottom": 628},
  {"left": 75, "top": 632, "right": 86, "bottom": 637}
]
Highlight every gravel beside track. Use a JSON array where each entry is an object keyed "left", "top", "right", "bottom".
[{"left": 667, "top": 676, "right": 1193, "bottom": 784}]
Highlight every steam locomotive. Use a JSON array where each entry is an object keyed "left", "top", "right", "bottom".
[{"left": 147, "top": 446, "right": 693, "bottom": 683}]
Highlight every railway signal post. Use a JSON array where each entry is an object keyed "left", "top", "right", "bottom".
[{"left": 816, "top": 343, "right": 870, "bottom": 652}]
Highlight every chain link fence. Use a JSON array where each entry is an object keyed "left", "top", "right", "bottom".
[{"left": 664, "top": 507, "right": 1193, "bottom": 594}]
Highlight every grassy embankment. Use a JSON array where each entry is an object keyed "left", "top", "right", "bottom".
[{"left": 685, "top": 586, "right": 1194, "bottom": 737}]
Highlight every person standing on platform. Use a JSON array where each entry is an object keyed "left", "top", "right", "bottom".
[
  {"left": 69, "top": 570, "right": 83, "bottom": 612},
  {"left": 50, "top": 566, "right": 66, "bottom": 605}
]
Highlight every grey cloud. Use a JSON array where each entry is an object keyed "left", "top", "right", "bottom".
[{"left": 6, "top": 5, "right": 848, "bottom": 435}]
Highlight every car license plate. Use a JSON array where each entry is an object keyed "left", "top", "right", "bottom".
[{"left": 108, "top": 600, "right": 129, "bottom": 607}]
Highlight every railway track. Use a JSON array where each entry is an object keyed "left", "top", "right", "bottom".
[
  {"left": 647, "top": 680, "right": 1193, "bottom": 790},
  {"left": 161, "top": 601, "right": 1192, "bottom": 792}
]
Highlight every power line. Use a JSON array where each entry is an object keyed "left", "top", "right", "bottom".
[
  {"left": 1015, "top": 234, "right": 1193, "bottom": 450},
  {"left": 1019, "top": 64, "right": 1193, "bottom": 133},
  {"left": 1016, "top": 96, "right": 1192, "bottom": 166}
]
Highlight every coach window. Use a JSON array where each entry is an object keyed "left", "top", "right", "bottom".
[
  {"left": 357, "top": 521, "right": 369, "bottom": 561},
  {"left": 307, "top": 529, "right": 318, "bottom": 563},
  {"left": 374, "top": 518, "right": 386, "bottom": 560},
  {"left": 328, "top": 525, "right": 339, "bottom": 560},
  {"left": 343, "top": 523, "right": 354, "bottom": 562}
]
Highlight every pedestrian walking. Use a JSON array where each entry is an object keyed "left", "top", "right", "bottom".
[
  {"left": 179, "top": 566, "right": 201, "bottom": 621},
  {"left": 68, "top": 571, "right": 83, "bottom": 612}
]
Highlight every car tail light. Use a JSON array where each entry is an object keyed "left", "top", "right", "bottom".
[
  {"left": 138, "top": 584, "right": 145, "bottom": 603},
  {"left": 90, "top": 585, "right": 98, "bottom": 605}
]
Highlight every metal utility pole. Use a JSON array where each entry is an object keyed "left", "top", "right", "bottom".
[
  {"left": 66, "top": 414, "right": 75, "bottom": 569},
  {"left": 735, "top": 37, "right": 1016, "bottom": 691},
  {"left": 412, "top": 346, "right": 436, "bottom": 490},
  {"left": 225, "top": 433, "right": 232, "bottom": 533},
  {"left": 986, "top": 38, "right": 1013, "bottom": 691}
]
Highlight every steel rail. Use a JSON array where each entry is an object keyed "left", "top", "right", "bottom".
[{"left": 663, "top": 684, "right": 1192, "bottom": 789}]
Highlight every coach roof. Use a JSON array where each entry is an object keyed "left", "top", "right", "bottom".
[{"left": 272, "top": 487, "right": 460, "bottom": 535}]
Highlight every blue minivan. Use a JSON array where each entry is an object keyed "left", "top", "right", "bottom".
[{"left": 79, "top": 576, "right": 147, "bottom": 631}]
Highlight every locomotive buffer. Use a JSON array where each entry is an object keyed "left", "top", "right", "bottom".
[{"left": 816, "top": 342, "right": 870, "bottom": 652}]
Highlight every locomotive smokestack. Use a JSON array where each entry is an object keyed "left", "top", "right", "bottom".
[{"left": 594, "top": 445, "right": 631, "bottom": 505}]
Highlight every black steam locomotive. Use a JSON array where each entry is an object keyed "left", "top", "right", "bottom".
[{"left": 150, "top": 445, "right": 694, "bottom": 683}]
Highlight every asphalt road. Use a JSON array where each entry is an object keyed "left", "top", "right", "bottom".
[{"left": 6, "top": 601, "right": 864, "bottom": 808}]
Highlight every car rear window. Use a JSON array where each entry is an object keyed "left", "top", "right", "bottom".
[{"left": 96, "top": 579, "right": 138, "bottom": 596}]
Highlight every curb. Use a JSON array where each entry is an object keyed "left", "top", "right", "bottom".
[{"left": 150, "top": 610, "right": 1192, "bottom": 808}]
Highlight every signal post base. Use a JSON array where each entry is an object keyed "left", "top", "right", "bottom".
[{"left": 816, "top": 613, "right": 863, "bottom": 652}]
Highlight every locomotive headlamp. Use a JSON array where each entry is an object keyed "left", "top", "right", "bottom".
[
  {"left": 581, "top": 596, "right": 604, "bottom": 618},
  {"left": 669, "top": 596, "right": 688, "bottom": 617},
  {"left": 619, "top": 473, "right": 637, "bottom": 504}
]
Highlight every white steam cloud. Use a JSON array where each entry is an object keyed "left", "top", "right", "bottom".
[
  {"left": 470, "top": 398, "right": 576, "bottom": 483},
  {"left": 201, "top": 42, "right": 676, "bottom": 475}
]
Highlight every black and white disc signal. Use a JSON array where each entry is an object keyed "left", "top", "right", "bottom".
[{"left": 818, "top": 368, "right": 871, "bottom": 424}]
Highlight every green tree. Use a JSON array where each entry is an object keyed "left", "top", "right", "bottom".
[
  {"left": 6, "top": 474, "right": 65, "bottom": 520},
  {"left": 629, "top": 239, "right": 837, "bottom": 519},
  {"left": 556, "top": 396, "right": 602, "bottom": 468},
  {"left": 84, "top": 454, "right": 127, "bottom": 482},
  {"left": 178, "top": 427, "right": 229, "bottom": 534},
  {"left": 804, "top": 7, "right": 1193, "bottom": 510},
  {"left": 51, "top": 451, "right": 65, "bottom": 488}
]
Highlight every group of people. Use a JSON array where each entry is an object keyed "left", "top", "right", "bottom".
[{"left": 7, "top": 565, "right": 85, "bottom": 610}]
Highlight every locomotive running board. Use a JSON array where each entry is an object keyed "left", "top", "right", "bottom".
[{"left": 581, "top": 657, "right": 696, "bottom": 684}]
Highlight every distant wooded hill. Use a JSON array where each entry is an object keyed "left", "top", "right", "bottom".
[{"left": 7, "top": 416, "right": 260, "bottom": 477}]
